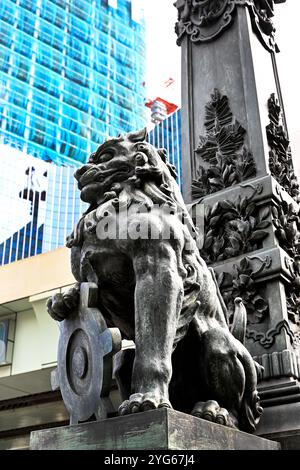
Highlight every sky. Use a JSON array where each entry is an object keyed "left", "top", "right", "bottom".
[
  {"left": 144, "top": 0, "right": 300, "bottom": 171},
  {"left": 144, "top": 1, "right": 180, "bottom": 104}
]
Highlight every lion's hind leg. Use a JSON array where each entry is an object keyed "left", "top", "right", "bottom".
[{"left": 193, "top": 327, "right": 262, "bottom": 432}]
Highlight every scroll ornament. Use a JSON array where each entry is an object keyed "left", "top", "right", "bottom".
[{"left": 174, "top": 0, "right": 285, "bottom": 52}]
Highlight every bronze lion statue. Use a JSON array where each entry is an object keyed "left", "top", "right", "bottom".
[{"left": 47, "top": 128, "right": 263, "bottom": 432}]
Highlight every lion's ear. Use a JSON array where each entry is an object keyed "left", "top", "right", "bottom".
[
  {"left": 167, "top": 162, "right": 178, "bottom": 180},
  {"left": 157, "top": 148, "right": 168, "bottom": 162},
  {"left": 127, "top": 128, "right": 148, "bottom": 143}
]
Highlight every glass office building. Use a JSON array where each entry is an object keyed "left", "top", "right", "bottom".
[
  {"left": 148, "top": 109, "right": 182, "bottom": 188},
  {"left": 0, "top": 0, "right": 146, "bottom": 166}
]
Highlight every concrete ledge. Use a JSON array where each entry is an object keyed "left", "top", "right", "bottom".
[
  {"left": 30, "top": 408, "right": 280, "bottom": 450},
  {"left": 0, "top": 247, "right": 74, "bottom": 304}
]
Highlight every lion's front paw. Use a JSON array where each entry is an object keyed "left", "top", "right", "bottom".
[
  {"left": 192, "top": 400, "right": 238, "bottom": 428},
  {"left": 47, "top": 286, "right": 79, "bottom": 322},
  {"left": 118, "top": 393, "right": 172, "bottom": 416}
]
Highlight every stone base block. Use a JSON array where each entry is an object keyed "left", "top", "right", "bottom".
[
  {"left": 30, "top": 408, "right": 280, "bottom": 450},
  {"left": 256, "top": 401, "right": 300, "bottom": 450}
]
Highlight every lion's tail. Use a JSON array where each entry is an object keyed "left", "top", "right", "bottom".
[
  {"left": 231, "top": 299, "right": 264, "bottom": 432},
  {"left": 208, "top": 268, "right": 248, "bottom": 344},
  {"left": 208, "top": 268, "right": 229, "bottom": 326},
  {"left": 230, "top": 297, "right": 247, "bottom": 344},
  {"left": 238, "top": 348, "right": 264, "bottom": 432}
]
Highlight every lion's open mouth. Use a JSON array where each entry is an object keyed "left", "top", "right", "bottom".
[
  {"left": 77, "top": 167, "right": 100, "bottom": 189},
  {"left": 76, "top": 165, "right": 132, "bottom": 191}
]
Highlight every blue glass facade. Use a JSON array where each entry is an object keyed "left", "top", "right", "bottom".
[
  {"left": 0, "top": 0, "right": 146, "bottom": 166},
  {"left": 148, "top": 109, "right": 182, "bottom": 188},
  {"left": 42, "top": 163, "right": 86, "bottom": 253}
]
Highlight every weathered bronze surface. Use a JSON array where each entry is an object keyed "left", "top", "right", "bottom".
[{"left": 48, "top": 129, "right": 263, "bottom": 432}]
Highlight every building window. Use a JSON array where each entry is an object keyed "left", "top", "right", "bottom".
[
  {"left": 0, "top": 318, "right": 15, "bottom": 365},
  {"left": 17, "top": 9, "right": 35, "bottom": 36},
  {"left": 5, "top": 106, "right": 27, "bottom": 137},
  {"left": 0, "top": 2, "right": 15, "bottom": 25},
  {"left": 0, "top": 20, "right": 13, "bottom": 47},
  {"left": 12, "top": 56, "right": 30, "bottom": 83}
]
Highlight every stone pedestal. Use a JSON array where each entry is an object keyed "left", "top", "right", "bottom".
[
  {"left": 256, "top": 391, "right": 300, "bottom": 449},
  {"left": 30, "top": 408, "right": 280, "bottom": 450}
]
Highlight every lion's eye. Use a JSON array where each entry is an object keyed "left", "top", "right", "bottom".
[
  {"left": 91, "top": 149, "right": 115, "bottom": 164},
  {"left": 135, "top": 153, "right": 148, "bottom": 166},
  {"left": 90, "top": 146, "right": 116, "bottom": 163},
  {"left": 98, "top": 152, "right": 114, "bottom": 163},
  {"left": 136, "top": 144, "right": 147, "bottom": 152}
]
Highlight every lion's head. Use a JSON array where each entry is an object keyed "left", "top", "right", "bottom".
[
  {"left": 68, "top": 128, "right": 199, "bottom": 248},
  {"left": 74, "top": 128, "right": 179, "bottom": 207}
]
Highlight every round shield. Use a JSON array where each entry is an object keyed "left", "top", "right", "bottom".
[{"left": 56, "top": 283, "right": 121, "bottom": 424}]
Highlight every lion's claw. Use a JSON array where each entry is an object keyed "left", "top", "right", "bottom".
[
  {"left": 47, "top": 294, "right": 68, "bottom": 321},
  {"left": 192, "top": 400, "right": 237, "bottom": 428},
  {"left": 47, "top": 286, "right": 79, "bottom": 322},
  {"left": 118, "top": 393, "right": 172, "bottom": 416}
]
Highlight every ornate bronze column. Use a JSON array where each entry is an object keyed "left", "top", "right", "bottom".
[
  {"left": 175, "top": 0, "right": 288, "bottom": 201},
  {"left": 175, "top": 0, "right": 300, "bottom": 447}
]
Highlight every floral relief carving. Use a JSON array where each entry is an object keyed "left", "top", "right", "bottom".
[{"left": 192, "top": 89, "right": 256, "bottom": 199}]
